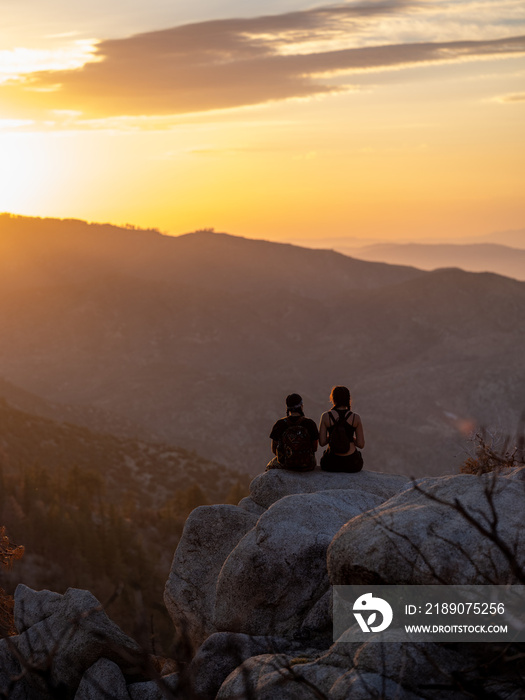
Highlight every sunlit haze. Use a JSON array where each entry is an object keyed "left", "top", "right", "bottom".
[{"left": 0, "top": 0, "right": 523, "bottom": 243}]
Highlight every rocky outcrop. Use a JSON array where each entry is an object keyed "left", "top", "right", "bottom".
[
  {"left": 248, "top": 469, "right": 410, "bottom": 509},
  {"left": 213, "top": 628, "right": 480, "bottom": 699},
  {"left": 1, "top": 585, "right": 176, "bottom": 700},
  {"left": 328, "top": 472, "right": 525, "bottom": 585},
  {"left": 4, "top": 466, "right": 524, "bottom": 700},
  {"left": 214, "top": 649, "right": 407, "bottom": 700},
  {"left": 76, "top": 659, "right": 179, "bottom": 700},
  {"left": 213, "top": 489, "right": 383, "bottom": 638},
  {"left": 167, "top": 467, "right": 525, "bottom": 698},
  {"left": 164, "top": 504, "right": 259, "bottom": 648},
  {"left": 164, "top": 470, "right": 401, "bottom": 648},
  {"left": 237, "top": 496, "right": 266, "bottom": 516},
  {"left": 75, "top": 658, "right": 130, "bottom": 700},
  {"left": 10, "top": 585, "right": 141, "bottom": 698},
  {"left": 188, "top": 631, "right": 318, "bottom": 700}
]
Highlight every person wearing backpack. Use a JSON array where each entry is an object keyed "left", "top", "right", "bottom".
[
  {"left": 266, "top": 393, "right": 319, "bottom": 471},
  {"left": 318, "top": 386, "right": 365, "bottom": 473}
]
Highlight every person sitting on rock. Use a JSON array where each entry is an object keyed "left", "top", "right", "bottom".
[
  {"left": 266, "top": 393, "right": 319, "bottom": 471},
  {"left": 318, "top": 385, "right": 365, "bottom": 473}
]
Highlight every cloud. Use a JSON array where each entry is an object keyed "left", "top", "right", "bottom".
[
  {"left": 493, "top": 91, "right": 525, "bottom": 102},
  {"left": 0, "top": 119, "right": 34, "bottom": 130},
  {"left": 2, "top": 2, "right": 525, "bottom": 119}
]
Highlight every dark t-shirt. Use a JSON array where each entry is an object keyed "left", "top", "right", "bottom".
[{"left": 270, "top": 416, "right": 319, "bottom": 444}]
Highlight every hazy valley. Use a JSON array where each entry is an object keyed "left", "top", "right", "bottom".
[
  {"left": 339, "top": 241, "right": 525, "bottom": 281},
  {"left": 0, "top": 214, "right": 524, "bottom": 479},
  {"left": 0, "top": 214, "right": 524, "bottom": 690}
]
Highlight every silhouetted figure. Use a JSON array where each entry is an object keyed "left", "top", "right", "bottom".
[
  {"left": 266, "top": 393, "right": 319, "bottom": 471},
  {"left": 319, "top": 386, "right": 365, "bottom": 473}
]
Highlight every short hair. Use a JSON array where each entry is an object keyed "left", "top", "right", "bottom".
[
  {"left": 330, "top": 386, "right": 351, "bottom": 408},
  {"left": 286, "top": 393, "right": 303, "bottom": 409}
]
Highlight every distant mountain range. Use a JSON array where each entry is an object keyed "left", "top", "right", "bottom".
[
  {"left": 0, "top": 214, "right": 524, "bottom": 477},
  {"left": 336, "top": 242, "right": 525, "bottom": 281},
  {"left": 477, "top": 228, "right": 525, "bottom": 249}
]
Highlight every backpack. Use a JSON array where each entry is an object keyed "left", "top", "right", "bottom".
[
  {"left": 328, "top": 410, "right": 355, "bottom": 454},
  {"left": 277, "top": 417, "right": 315, "bottom": 471}
]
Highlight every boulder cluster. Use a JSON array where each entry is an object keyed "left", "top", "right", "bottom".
[
  {"left": 0, "top": 585, "right": 178, "bottom": 699},
  {"left": 3, "top": 467, "right": 525, "bottom": 699}
]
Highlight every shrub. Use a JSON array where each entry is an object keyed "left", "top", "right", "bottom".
[
  {"left": 0, "top": 526, "right": 24, "bottom": 636},
  {"left": 460, "top": 424, "right": 525, "bottom": 475}
]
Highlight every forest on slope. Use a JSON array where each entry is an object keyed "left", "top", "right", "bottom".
[{"left": 0, "top": 400, "right": 249, "bottom": 653}]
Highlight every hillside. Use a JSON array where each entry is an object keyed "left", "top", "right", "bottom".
[
  {"left": 0, "top": 399, "right": 249, "bottom": 648},
  {"left": 0, "top": 214, "right": 524, "bottom": 476},
  {"left": 0, "top": 399, "right": 247, "bottom": 508},
  {"left": 0, "top": 376, "right": 151, "bottom": 440}
]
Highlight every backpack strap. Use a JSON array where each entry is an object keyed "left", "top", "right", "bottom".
[
  {"left": 327, "top": 409, "right": 354, "bottom": 435},
  {"left": 345, "top": 410, "right": 354, "bottom": 426},
  {"left": 330, "top": 409, "right": 351, "bottom": 423}
]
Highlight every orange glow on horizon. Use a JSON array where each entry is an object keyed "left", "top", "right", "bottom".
[{"left": 0, "top": 3, "right": 523, "bottom": 244}]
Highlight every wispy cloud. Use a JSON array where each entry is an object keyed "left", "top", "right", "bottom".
[
  {"left": 0, "top": 119, "right": 34, "bottom": 130},
  {"left": 492, "top": 91, "right": 525, "bottom": 102},
  {"left": 1, "top": 2, "right": 524, "bottom": 120}
]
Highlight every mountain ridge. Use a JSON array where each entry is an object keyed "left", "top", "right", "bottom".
[
  {"left": 0, "top": 214, "right": 423, "bottom": 296},
  {"left": 0, "top": 214, "right": 523, "bottom": 476}
]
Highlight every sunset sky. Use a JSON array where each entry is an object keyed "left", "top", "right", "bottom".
[{"left": 0, "top": 0, "right": 523, "bottom": 243}]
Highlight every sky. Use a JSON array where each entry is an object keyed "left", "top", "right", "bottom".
[{"left": 0, "top": 0, "right": 524, "bottom": 243}]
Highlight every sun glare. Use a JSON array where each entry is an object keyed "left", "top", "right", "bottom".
[
  {"left": 0, "top": 2, "right": 522, "bottom": 241},
  {"left": 0, "top": 40, "right": 100, "bottom": 83},
  {"left": 0, "top": 132, "right": 55, "bottom": 213}
]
